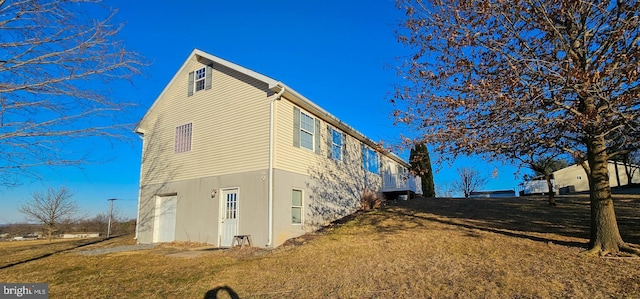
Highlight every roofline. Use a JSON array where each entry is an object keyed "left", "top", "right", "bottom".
[
  {"left": 135, "top": 48, "right": 280, "bottom": 133},
  {"left": 269, "top": 83, "right": 409, "bottom": 167},
  {"left": 521, "top": 160, "right": 640, "bottom": 182},
  {"left": 196, "top": 49, "right": 279, "bottom": 87},
  {"left": 135, "top": 48, "right": 409, "bottom": 167}
]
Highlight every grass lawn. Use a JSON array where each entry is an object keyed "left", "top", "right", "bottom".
[{"left": 1, "top": 195, "right": 639, "bottom": 298}]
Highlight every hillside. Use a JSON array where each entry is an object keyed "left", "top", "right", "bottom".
[{"left": 1, "top": 195, "right": 639, "bottom": 298}]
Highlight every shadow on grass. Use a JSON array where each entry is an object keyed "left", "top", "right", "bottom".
[
  {"left": 382, "top": 195, "right": 640, "bottom": 248},
  {"left": 0, "top": 237, "right": 111, "bottom": 270},
  {"left": 393, "top": 208, "right": 586, "bottom": 248},
  {"left": 203, "top": 285, "right": 239, "bottom": 299}
]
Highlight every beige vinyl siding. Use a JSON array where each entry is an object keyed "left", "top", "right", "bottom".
[
  {"left": 273, "top": 96, "right": 406, "bottom": 185},
  {"left": 552, "top": 164, "right": 590, "bottom": 192},
  {"left": 274, "top": 99, "right": 321, "bottom": 175},
  {"left": 140, "top": 57, "right": 271, "bottom": 185},
  {"left": 553, "top": 162, "right": 640, "bottom": 193},
  {"left": 274, "top": 98, "right": 383, "bottom": 190},
  {"left": 275, "top": 99, "right": 367, "bottom": 176}
]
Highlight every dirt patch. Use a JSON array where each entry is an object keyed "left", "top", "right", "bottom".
[{"left": 76, "top": 244, "right": 158, "bottom": 255}]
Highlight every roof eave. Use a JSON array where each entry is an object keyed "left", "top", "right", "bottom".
[
  {"left": 135, "top": 49, "right": 410, "bottom": 167},
  {"left": 269, "top": 83, "right": 409, "bottom": 167}
]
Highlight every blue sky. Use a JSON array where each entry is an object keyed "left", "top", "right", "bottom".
[{"left": 0, "top": 0, "right": 525, "bottom": 224}]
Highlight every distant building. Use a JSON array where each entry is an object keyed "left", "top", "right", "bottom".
[
  {"left": 519, "top": 161, "right": 640, "bottom": 195},
  {"left": 12, "top": 235, "right": 38, "bottom": 241},
  {"left": 519, "top": 179, "right": 556, "bottom": 195},
  {"left": 59, "top": 233, "right": 100, "bottom": 239},
  {"left": 469, "top": 190, "right": 516, "bottom": 198}
]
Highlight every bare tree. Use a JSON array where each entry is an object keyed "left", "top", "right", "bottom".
[
  {"left": 0, "top": 0, "right": 144, "bottom": 186},
  {"left": 90, "top": 213, "right": 111, "bottom": 235},
  {"left": 393, "top": 0, "right": 640, "bottom": 256},
  {"left": 521, "top": 155, "right": 569, "bottom": 206},
  {"left": 436, "top": 182, "right": 454, "bottom": 198},
  {"left": 18, "top": 186, "right": 79, "bottom": 241},
  {"left": 451, "top": 167, "right": 488, "bottom": 198},
  {"left": 614, "top": 149, "right": 640, "bottom": 186}
]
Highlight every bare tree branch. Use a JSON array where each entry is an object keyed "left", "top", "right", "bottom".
[
  {"left": 18, "top": 186, "right": 79, "bottom": 241},
  {"left": 393, "top": 0, "right": 640, "bottom": 255},
  {"left": 0, "top": 0, "right": 146, "bottom": 186},
  {"left": 451, "top": 167, "right": 488, "bottom": 198}
]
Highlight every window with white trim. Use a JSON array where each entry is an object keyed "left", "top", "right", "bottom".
[
  {"left": 300, "top": 111, "right": 315, "bottom": 151},
  {"left": 194, "top": 67, "right": 206, "bottom": 92},
  {"left": 174, "top": 123, "right": 192, "bottom": 154},
  {"left": 188, "top": 65, "right": 212, "bottom": 96},
  {"left": 292, "top": 189, "right": 303, "bottom": 224},
  {"left": 363, "top": 146, "right": 379, "bottom": 174},
  {"left": 397, "top": 164, "right": 407, "bottom": 174},
  {"left": 331, "top": 128, "right": 343, "bottom": 161}
]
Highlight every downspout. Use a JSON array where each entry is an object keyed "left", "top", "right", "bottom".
[
  {"left": 134, "top": 132, "right": 144, "bottom": 241},
  {"left": 267, "top": 84, "right": 285, "bottom": 247}
]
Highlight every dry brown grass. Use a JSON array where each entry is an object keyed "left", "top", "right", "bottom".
[{"left": 1, "top": 195, "right": 639, "bottom": 298}]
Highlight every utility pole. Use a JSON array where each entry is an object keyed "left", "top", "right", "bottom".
[{"left": 107, "top": 198, "right": 117, "bottom": 238}]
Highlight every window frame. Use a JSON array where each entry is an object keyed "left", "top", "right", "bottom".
[
  {"left": 363, "top": 146, "right": 379, "bottom": 174},
  {"left": 330, "top": 128, "right": 343, "bottom": 161},
  {"left": 194, "top": 67, "right": 206, "bottom": 92},
  {"left": 174, "top": 122, "right": 193, "bottom": 154},
  {"left": 299, "top": 111, "right": 315, "bottom": 151},
  {"left": 291, "top": 189, "right": 303, "bottom": 225}
]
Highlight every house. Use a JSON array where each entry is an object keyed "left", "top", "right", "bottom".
[
  {"left": 519, "top": 179, "right": 556, "bottom": 195},
  {"left": 134, "top": 49, "right": 421, "bottom": 248},
  {"left": 469, "top": 190, "right": 516, "bottom": 198},
  {"left": 519, "top": 161, "right": 640, "bottom": 195},
  {"left": 59, "top": 233, "right": 100, "bottom": 239}
]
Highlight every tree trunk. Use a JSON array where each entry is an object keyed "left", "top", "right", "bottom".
[
  {"left": 622, "top": 154, "right": 633, "bottom": 186},
  {"left": 47, "top": 226, "right": 53, "bottom": 242},
  {"left": 585, "top": 134, "right": 625, "bottom": 255},
  {"left": 545, "top": 174, "right": 556, "bottom": 206}
]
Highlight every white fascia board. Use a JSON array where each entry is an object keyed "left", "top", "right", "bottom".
[{"left": 194, "top": 49, "right": 279, "bottom": 87}]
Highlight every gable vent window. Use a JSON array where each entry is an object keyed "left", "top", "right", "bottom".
[
  {"left": 174, "top": 123, "right": 193, "bottom": 154},
  {"left": 187, "top": 65, "right": 212, "bottom": 96}
]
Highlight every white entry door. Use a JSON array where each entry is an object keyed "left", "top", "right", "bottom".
[
  {"left": 153, "top": 195, "right": 177, "bottom": 243},
  {"left": 220, "top": 188, "right": 239, "bottom": 247}
]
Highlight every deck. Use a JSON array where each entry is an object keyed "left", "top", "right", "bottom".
[{"left": 381, "top": 173, "right": 422, "bottom": 195}]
